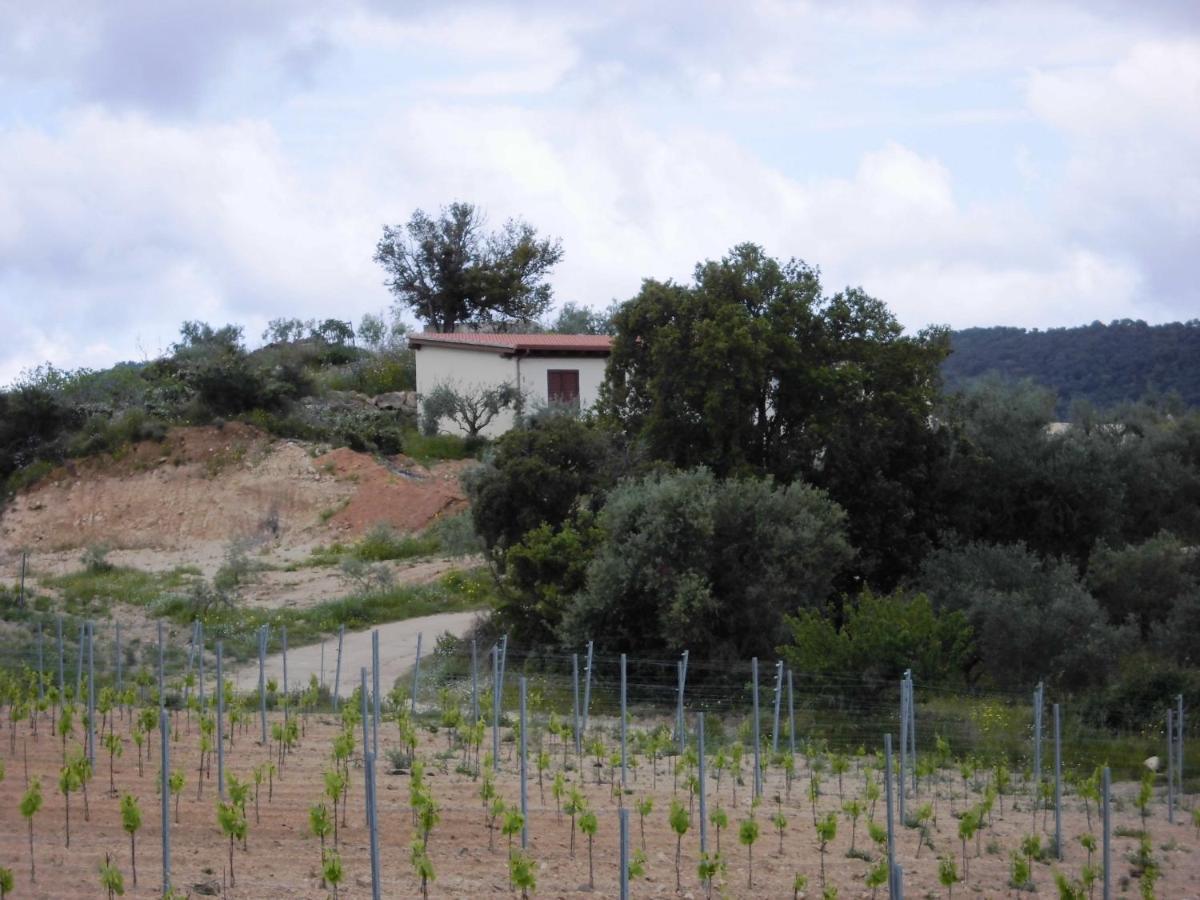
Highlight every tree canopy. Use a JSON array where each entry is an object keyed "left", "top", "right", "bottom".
[
  {"left": 602, "top": 243, "right": 951, "bottom": 585},
  {"left": 374, "top": 202, "right": 563, "bottom": 333},
  {"left": 944, "top": 320, "right": 1200, "bottom": 413}
]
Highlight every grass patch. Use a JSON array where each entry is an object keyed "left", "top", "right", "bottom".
[
  {"left": 355, "top": 524, "right": 440, "bottom": 561},
  {"left": 402, "top": 430, "right": 479, "bottom": 465},
  {"left": 294, "top": 513, "right": 483, "bottom": 569},
  {"left": 40, "top": 565, "right": 202, "bottom": 617}
]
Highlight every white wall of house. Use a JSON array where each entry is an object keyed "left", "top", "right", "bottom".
[
  {"left": 415, "top": 345, "right": 608, "bottom": 437},
  {"left": 516, "top": 355, "right": 608, "bottom": 414},
  {"left": 414, "top": 345, "right": 520, "bottom": 436}
]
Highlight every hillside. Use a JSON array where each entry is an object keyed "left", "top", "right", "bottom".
[
  {"left": 0, "top": 423, "right": 468, "bottom": 554},
  {"left": 944, "top": 320, "right": 1200, "bottom": 411},
  {"left": 0, "top": 424, "right": 483, "bottom": 641}
]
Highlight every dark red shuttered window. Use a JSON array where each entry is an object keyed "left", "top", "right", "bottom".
[{"left": 547, "top": 370, "right": 580, "bottom": 406}]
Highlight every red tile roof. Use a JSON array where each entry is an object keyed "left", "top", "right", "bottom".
[{"left": 408, "top": 332, "right": 612, "bottom": 353}]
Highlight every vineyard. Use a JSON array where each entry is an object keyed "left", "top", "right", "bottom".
[{"left": 0, "top": 622, "right": 1196, "bottom": 899}]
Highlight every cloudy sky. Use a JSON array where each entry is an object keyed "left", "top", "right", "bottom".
[{"left": 1, "top": 1, "right": 1197, "bottom": 385}]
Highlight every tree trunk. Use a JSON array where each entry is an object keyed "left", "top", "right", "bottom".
[{"left": 130, "top": 832, "right": 137, "bottom": 886}]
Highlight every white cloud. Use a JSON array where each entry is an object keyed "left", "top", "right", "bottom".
[
  {"left": 1027, "top": 39, "right": 1200, "bottom": 304},
  {"left": 0, "top": 2, "right": 1197, "bottom": 384},
  {"left": 0, "top": 109, "right": 385, "bottom": 382}
]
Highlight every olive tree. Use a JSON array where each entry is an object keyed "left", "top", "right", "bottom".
[{"left": 560, "top": 467, "right": 852, "bottom": 661}]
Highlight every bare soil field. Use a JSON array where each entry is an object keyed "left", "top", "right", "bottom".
[{"left": 0, "top": 711, "right": 1196, "bottom": 899}]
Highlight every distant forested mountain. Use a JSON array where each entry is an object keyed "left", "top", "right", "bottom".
[{"left": 944, "top": 320, "right": 1200, "bottom": 411}]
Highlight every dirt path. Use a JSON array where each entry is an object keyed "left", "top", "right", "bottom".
[{"left": 232, "top": 610, "right": 483, "bottom": 696}]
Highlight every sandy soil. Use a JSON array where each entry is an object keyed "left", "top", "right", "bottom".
[
  {"left": 231, "top": 610, "right": 484, "bottom": 696},
  {"left": 0, "top": 424, "right": 472, "bottom": 555},
  {"left": 0, "top": 712, "right": 1197, "bottom": 900}
]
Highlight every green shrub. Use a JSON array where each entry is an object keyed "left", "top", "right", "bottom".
[
  {"left": 81, "top": 544, "right": 114, "bottom": 574},
  {"left": 66, "top": 408, "right": 168, "bottom": 458},
  {"left": 782, "top": 589, "right": 974, "bottom": 693},
  {"left": 355, "top": 524, "right": 440, "bottom": 562},
  {"left": 322, "top": 352, "right": 415, "bottom": 395},
  {"left": 3, "top": 459, "right": 54, "bottom": 495},
  {"left": 427, "top": 512, "right": 483, "bottom": 556}
]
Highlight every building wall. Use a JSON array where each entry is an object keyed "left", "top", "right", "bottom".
[
  {"left": 415, "top": 346, "right": 609, "bottom": 437},
  {"left": 414, "top": 346, "right": 520, "bottom": 437},
  {"left": 516, "top": 355, "right": 608, "bottom": 414}
]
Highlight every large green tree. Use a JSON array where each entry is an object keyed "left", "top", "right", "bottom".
[
  {"left": 466, "top": 414, "right": 631, "bottom": 564},
  {"left": 602, "top": 244, "right": 951, "bottom": 586},
  {"left": 374, "top": 202, "right": 563, "bottom": 333}
]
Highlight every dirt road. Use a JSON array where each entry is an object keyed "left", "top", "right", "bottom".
[{"left": 232, "top": 609, "right": 482, "bottom": 697}]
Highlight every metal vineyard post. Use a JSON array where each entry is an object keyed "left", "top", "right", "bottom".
[
  {"left": 582, "top": 640, "right": 594, "bottom": 738},
  {"left": 771, "top": 660, "right": 783, "bottom": 755},
  {"left": 410, "top": 631, "right": 421, "bottom": 717},
  {"left": 258, "top": 626, "right": 267, "bottom": 744},
  {"left": 751, "top": 657, "right": 762, "bottom": 799},
  {"left": 519, "top": 676, "right": 528, "bottom": 849},
  {"left": 698, "top": 712, "right": 707, "bottom": 854},
  {"left": 1053, "top": 702, "right": 1062, "bottom": 858},
  {"left": 372, "top": 629, "right": 380, "bottom": 756},
  {"left": 333, "top": 624, "right": 344, "bottom": 711},
  {"left": 885, "top": 734, "right": 897, "bottom": 899},
  {"left": 160, "top": 708, "right": 171, "bottom": 896},
  {"left": 217, "top": 641, "right": 225, "bottom": 799},
  {"left": 620, "top": 653, "right": 627, "bottom": 793},
  {"left": 1102, "top": 766, "right": 1112, "bottom": 900}
]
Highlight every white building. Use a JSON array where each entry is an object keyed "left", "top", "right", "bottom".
[{"left": 408, "top": 332, "right": 613, "bottom": 437}]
